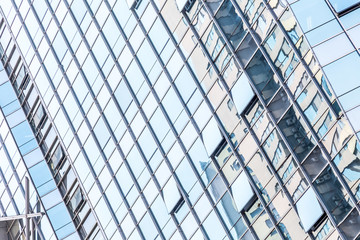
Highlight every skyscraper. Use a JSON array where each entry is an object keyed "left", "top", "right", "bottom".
[{"left": 0, "top": 0, "right": 359, "bottom": 239}]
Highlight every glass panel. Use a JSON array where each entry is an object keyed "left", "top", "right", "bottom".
[
  {"left": 244, "top": 198, "right": 262, "bottom": 223},
  {"left": 262, "top": 129, "right": 290, "bottom": 170},
  {"left": 231, "top": 73, "right": 255, "bottom": 115},
  {"left": 279, "top": 8, "right": 309, "bottom": 56},
  {"left": 215, "top": 0, "right": 247, "bottom": 49},
  {"left": 291, "top": 0, "right": 334, "bottom": 33},
  {"left": 50, "top": 144, "right": 64, "bottom": 170},
  {"left": 202, "top": 117, "right": 223, "bottom": 157},
  {"left": 252, "top": 7, "right": 274, "bottom": 42},
  {"left": 231, "top": 171, "right": 255, "bottom": 211},
  {"left": 333, "top": 136, "right": 360, "bottom": 200},
  {"left": 295, "top": 188, "right": 324, "bottom": 232},
  {"left": 252, "top": 111, "right": 273, "bottom": 143},
  {"left": 236, "top": 33, "right": 257, "bottom": 66},
  {"left": 246, "top": 50, "right": 280, "bottom": 103},
  {"left": 314, "top": 167, "right": 353, "bottom": 223},
  {"left": 198, "top": 214, "right": 222, "bottom": 239},
  {"left": 302, "top": 147, "right": 328, "bottom": 181},
  {"left": 286, "top": 63, "right": 310, "bottom": 99},
  {"left": 297, "top": 82, "right": 327, "bottom": 125},
  {"left": 222, "top": 154, "right": 242, "bottom": 184},
  {"left": 313, "top": 33, "right": 353, "bottom": 66},
  {"left": 284, "top": 170, "right": 308, "bottom": 202},
  {"left": 324, "top": 52, "right": 360, "bottom": 97},
  {"left": 216, "top": 191, "right": 245, "bottom": 237},
  {"left": 268, "top": 88, "right": 290, "bottom": 121},
  {"left": 252, "top": 211, "right": 273, "bottom": 239},
  {"left": 69, "top": 187, "right": 84, "bottom": 212},
  {"left": 263, "top": 26, "right": 299, "bottom": 79},
  {"left": 338, "top": 209, "right": 360, "bottom": 239},
  {"left": 279, "top": 209, "right": 307, "bottom": 239},
  {"left": 329, "top": 0, "right": 360, "bottom": 13},
  {"left": 305, "top": 19, "right": 342, "bottom": 47},
  {"left": 269, "top": 190, "right": 291, "bottom": 223},
  {"left": 278, "top": 157, "right": 297, "bottom": 184},
  {"left": 205, "top": 0, "right": 222, "bottom": 13},
  {"left": 278, "top": 107, "right": 314, "bottom": 161},
  {"left": 312, "top": 218, "right": 333, "bottom": 240},
  {"left": 246, "top": 151, "right": 273, "bottom": 197},
  {"left": 163, "top": 177, "right": 183, "bottom": 214}
]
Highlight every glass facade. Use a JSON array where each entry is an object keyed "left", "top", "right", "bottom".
[{"left": 0, "top": 0, "right": 359, "bottom": 239}]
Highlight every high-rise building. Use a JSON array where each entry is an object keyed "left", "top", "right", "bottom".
[{"left": 0, "top": 0, "right": 359, "bottom": 239}]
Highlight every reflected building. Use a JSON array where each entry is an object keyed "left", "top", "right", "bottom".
[{"left": 0, "top": 0, "right": 360, "bottom": 239}]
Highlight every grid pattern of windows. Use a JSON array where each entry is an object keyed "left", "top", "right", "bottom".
[{"left": 0, "top": 0, "right": 359, "bottom": 239}]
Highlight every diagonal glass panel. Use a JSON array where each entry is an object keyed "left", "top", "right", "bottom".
[
  {"left": 231, "top": 73, "right": 255, "bottom": 115},
  {"left": 163, "top": 176, "right": 183, "bottom": 214},
  {"left": 296, "top": 188, "right": 324, "bottom": 232},
  {"left": 232, "top": 171, "right": 255, "bottom": 212},
  {"left": 202, "top": 117, "right": 224, "bottom": 156}
]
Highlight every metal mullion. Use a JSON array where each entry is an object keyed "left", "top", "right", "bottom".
[
  {"left": 18, "top": 1, "right": 112, "bottom": 239},
  {"left": 190, "top": 0, "right": 348, "bottom": 238},
  {"left": 261, "top": 0, "right": 341, "bottom": 121},
  {"left": 228, "top": 0, "right": 360, "bottom": 230},
  {"left": 355, "top": 230, "right": 360, "bottom": 240},
  {"left": 0, "top": 8, "right": 70, "bottom": 240},
  {"left": 0, "top": 134, "right": 26, "bottom": 200},
  {"left": 74, "top": 0, "right": 172, "bottom": 239},
  {"left": 124, "top": 3, "right": 238, "bottom": 239},
  {"left": 74, "top": 14, "right": 169, "bottom": 240},
  {"left": 320, "top": 0, "right": 360, "bottom": 143},
  {"left": 182, "top": 17, "right": 264, "bottom": 240},
  {"left": 132, "top": 11, "right": 203, "bottom": 135},
  {"left": 187, "top": 3, "right": 286, "bottom": 238},
  {"left": 49, "top": 1, "right": 151, "bottom": 239},
  {"left": 274, "top": 1, "right": 360, "bottom": 216},
  {"left": 141, "top": 2, "right": 254, "bottom": 239},
  {"left": 242, "top": 114, "right": 299, "bottom": 216},
  {"left": 179, "top": 8, "right": 287, "bottom": 239},
  {"left": 225, "top": 0, "right": 343, "bottom": 161},
  {"left": 0, "top": 147, "right": 21, "bottom": 216},
  {"left": 324, "top": 0, "right": 360, "bottom": 57},
  {"left": 102, "top": 1, "right": 212, "bottom": 238}
]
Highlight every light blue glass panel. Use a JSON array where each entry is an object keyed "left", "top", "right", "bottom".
[
  {"left": 347, "top": 106, "right": 360, "bottom": 132},
  {"left": 291, "top": 0, "right": 334, "bottom": 33},
  {"left": 338, "top": 87, "right": 360, "bottom": 111},
  {"left": 0, "top": 69, "right": 8, "bottom": 85},
  {"left": 19, "top": 138, "right": 38, "bottom": 155},
  {"left": 231, "top": 73, "right": 254, "bottom": 115},
  {"left": 139, "top": 213, "right": 158, "bottom": 240},
  {"left": 305, "top": 19, "right": 342, "bottom": 47},
  {"left": 163, "top": 177, "right": 182, "bottom": 214},
  {"left": 313, "top": 33, "right": 354, "bottom": 66},
  {"left": 0, "top": 81, "right": 16, "bottom": 106},
  {"left": 29, "top": 161, "right": 53, "bottom": 187},
  {"left": 202, "top": 117, "right": 223, "bottom": 157},
  {"left": 11, "top": 121, "right": 34, "bottom": 146},
  {"left": 340, "top": 8, "right": 360, "bottom": 29},
  {"left": 47, "top": 202, "right": 73, "bottom": 231},
  {"left": 232, "top": 171, "right": 254, "bottom": 212},
  {"left": 329, "top": 0, "right": 360, "bottom": 12},
  {"left": 348, "top": 24, "right": 360, "bottom": 49},
  {"left": 175, "top": 0, "right": 187, "bottom": 11},
  {"left": 324, "top": 52, "right": 360, "bottom": 96},
  {"left": 203, "top": 211, "right": 227, "bottom": 239},
  {"left": 296, "top": 188, "right": 324, "bottom": 232}
]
